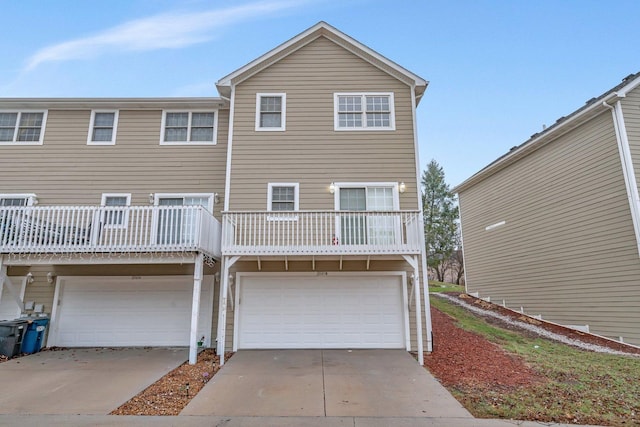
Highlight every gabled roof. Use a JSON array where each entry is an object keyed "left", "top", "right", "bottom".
[
  {"left": 0, "top": 98, "right": 226, "bottom": 110},
  {"left": 453, "top": 71, "right": 640, "bottom": 194},
  {"left": 216, "top": 21, "right": 428, "bottom": 103}
]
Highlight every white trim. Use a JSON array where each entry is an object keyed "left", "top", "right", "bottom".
[
  {"left": 333, "top": 182, "right": 400, "bottom": 210},
  {"left": 160, "top": 110, "right": 218, "bottom": 145},
  {"left": 609, "top": 101, "right": 640, "bottom": 257},
  {"left": 255, "top": 93, "right": 286, "bottom": 131},
  {"left": 267, "top": 183, "right": 299, "bottom": 211},
  {"left": 153, "top": 193, "right": 215, "bottom": 213},
  {"left": 233, "top": 271, "right": 409, "bottom": 351},
  {"left": 410, "top": 86, "right": 431, "bottom": 355},
  {"left": 49, "top": 276, "right": 63, "bottom": 346},
  {"left": 0, "top": 110, "right": 48, "bottom": 145},
  {"left": 333, "top": 93, "right": 395, "bottom": 131},
  {"left": 223, "top": 86, "right": 236, "bottom": 212},
  {"left": 100, "top": 193, "right": 131, "bottom": 229},
  {"left": 87, "top": 110, "right": 119, "bottom": 145},
  {"left": 0, "top": 193, "right": 38, "bottom": 206}
]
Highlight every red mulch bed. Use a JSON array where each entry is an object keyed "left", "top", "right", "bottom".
[{"left": 425, "top": 307, "right": 544, "bottom": 390}]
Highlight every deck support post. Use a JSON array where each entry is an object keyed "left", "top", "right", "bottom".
[
  {"left": 403, "top": 255, "right": 424, "bottom": 365},
  {"left": 189, "top": 253, "right": 204, "bottom": 365},
  {"left": 217, "top": 255, "right": 240, "bottom": 366},
  {"left": 0, "top": 257, "right": 24, "bottom": 312}
]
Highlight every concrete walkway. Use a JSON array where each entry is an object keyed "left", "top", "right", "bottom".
[
  {"left": 0, "top": 348, "right": 186, "bottom": 414},
  {"left": 182, "top": 349, "right": 472, "bottom": 418},
  {"left": 0, "top": 414, "right": 606, "bottom": 426}
]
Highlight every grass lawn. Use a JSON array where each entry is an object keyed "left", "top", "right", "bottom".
[
  {"left": 429, "top": 296, "right": 640, "bottom": 426},
  {"left": 428, "top": 280, "right": 465, "bottom": 294}
]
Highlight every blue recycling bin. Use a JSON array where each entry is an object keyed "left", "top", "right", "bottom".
[{"left": 21, "top": 318, "right": 49, "bottom": 354}]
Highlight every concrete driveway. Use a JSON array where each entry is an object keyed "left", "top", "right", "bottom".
[
  {"left": 182, "top": 349, "right": 472, "bottom": 418},
  {"left": 0, "top": 348, "right": 186, "bottom": 414}
]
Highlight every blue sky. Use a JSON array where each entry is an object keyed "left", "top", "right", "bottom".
[{"left": 3, "top": 0, "right": 640, "bottom": 186}]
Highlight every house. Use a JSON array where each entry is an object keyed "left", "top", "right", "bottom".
[
  {"left": 454, "top": 72, "right": 640, "bottom": 346},
  {"left": 0, "top": 22, "right": 432, "bottom": 365}
]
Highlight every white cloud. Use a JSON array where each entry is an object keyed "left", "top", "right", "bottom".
[{"left": 25, "top": 1, "right": 302, "bottom": 71}]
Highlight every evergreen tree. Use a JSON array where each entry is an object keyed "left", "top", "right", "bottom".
[{"left": 422, "top": 160, "right": 459, "bottom": 282}]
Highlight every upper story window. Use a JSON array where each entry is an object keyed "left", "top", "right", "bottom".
[
  {"left": 256, "top": 93, "right": 286, "bottom": 131},
  {"left": 88, "top": 111, "right": 119, "bottom": 145},
  {"left": 160, "top": 111, "right": 217, "bottom": 145},
  {"left": 334, "top": 93, "right": 395, "bottom": 131},
  {"left": 101, "top": 193, "right": 131, "bottom": 228},
  {"left": 267, "top": 183, "right": 299, "bottom": 211},
  {"left": 0, "top": 111, "right": 47, "bottom": 145}
]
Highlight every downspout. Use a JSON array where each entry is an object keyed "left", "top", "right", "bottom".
[
  {"left": 603, "top": 99, "right": 640, "bottom": 257},
  {"left": 410, "top": 85, "right": 433, "bottom": 355}
]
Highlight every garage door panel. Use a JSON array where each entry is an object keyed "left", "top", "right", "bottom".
[
  {"left": 54, "top": 276, "right": 212, "bottom": 347},
  {"left": 237, "top": 274, "right": 405, "bottom": 349}
]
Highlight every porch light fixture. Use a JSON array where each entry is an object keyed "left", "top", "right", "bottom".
[
  {"left": 47, "top": 272, "right": 55, "bottom": 284},
  {"left": 26, "top": 272, "right": 34, "bottom": 284},
  {"left": 148, "top": 193, "right": 155, "bottom": 204},
  {"left": 399, "top": 182, "right": 406, "bottom": 193},
  {"left": 329, "top": 182, "right": 336, "bottom": 194},
  {"left": 214, "top": 193, "right": 220, "bottom": 204}
]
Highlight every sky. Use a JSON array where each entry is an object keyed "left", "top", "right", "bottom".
[{"left": 2, "top": 0, "right": 640, "bottom": 187}]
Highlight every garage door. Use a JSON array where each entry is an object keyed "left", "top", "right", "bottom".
[
  {"left": 236, "top": 274, "right": 406, "bottom": 349},
  {"left": 52, "top": 276, "right": 212, "bottom": 347}
]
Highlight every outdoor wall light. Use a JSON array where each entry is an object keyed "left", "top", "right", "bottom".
[
  {"left": 214, "top": 193, "right": 220, "bottom": 204},
  {"left": 26, "top": 272, "right": 34, "bottom": 284},
  {"left": 399, "top": 182, "right": 406, "bottom": 193},
  {"left": 47, "top": 272, "right": 55, "bottom": 284},
  {"left": 148, "top": 193, "right": 155, "bottom": 204},
  {"left": 329, "top": 182, "right": 336, "bottom": 194}
]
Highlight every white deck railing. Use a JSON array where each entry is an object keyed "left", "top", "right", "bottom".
[
  {"left": 222, "top": 210, "right": 422, "bottom": 256},
  {"left": 0, "top": 205, "right": 221, "bottom": 259}
]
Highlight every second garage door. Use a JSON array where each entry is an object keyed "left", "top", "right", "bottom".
[
  {"left": 51, "top": 276, "right": 213, "bottom": 347},
  {"left": 236, "top": 273, "right": 407, "bottom": 349}
]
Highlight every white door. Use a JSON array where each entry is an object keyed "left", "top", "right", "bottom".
[
  {"left": 52, "top": 276, "right": 212, "bottom": 347},
  {"left": 237, "top": 274, "right": 406, "bottom": 349}
]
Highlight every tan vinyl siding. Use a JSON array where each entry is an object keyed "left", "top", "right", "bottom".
[
  {"left": 228, "top": 36, "right": 419, "bottom": 211},
  {"left": 459, "top": 110, "right": 640, "bottom": 345},
  {"left": 0, "top": 108, "right": 229, "bottom": 218}
]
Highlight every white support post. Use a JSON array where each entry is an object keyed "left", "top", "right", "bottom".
[
  {"left": 413, "top": 267, "right": 424, "bottom": 366},
  {"left": 216, "top": 255, "right": 239, "bottom": 366},
  {"left": 189, "top": 253, "right": 204, "bottom": 365},
  {"left": 0, "top": 257, "right": 24, "bottom": 312}
]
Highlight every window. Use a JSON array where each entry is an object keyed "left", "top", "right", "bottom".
[
  {"left": 0, "top": 194, "right": 36, "bottom": 206},
  {"left": 335, "top": 183, "right": 399, "bottom": 245},
  {"left": 101, "top": 193, "right": 131, "bottom": 228},
  {"left": 160, "top": 111, "right": 217, "bottom": 145},
  {"left": 267, "top": 183, "right": 299, "bottom": 211},
  {"left": 334, "top": 93, "right": 395, "bottom": 130},
  {"left": 154, "top": 193, "right": 214, "bottom": 244},
  {"left": 256, "top": 93, "right": 286, "bottom": 131},
  {"left": 88, "top": 111, "right": 119, "bottom": 145},
  {"left": 0, "top": 111, "right": 47, "bottom": 144}
]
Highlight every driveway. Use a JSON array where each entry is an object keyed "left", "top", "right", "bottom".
[
  {"left": 182, "top": 349, "right": 472, "bottom": 418},
  {"left": 0, "top": 348, "right": 186, "bottom": 414}
]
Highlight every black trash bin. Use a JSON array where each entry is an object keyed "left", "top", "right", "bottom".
[
  {"left": 0, "top": 319, "right": 28, "bottom": 358},
  {"left": 21, "top": 317, "right": 49, "bottom": 354}
]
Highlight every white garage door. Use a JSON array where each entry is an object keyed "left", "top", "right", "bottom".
[
  {"left": 237, "top": 274, "right": 406, "bottom": 349},
  {"left": 52, "top": 276, "right": 212, "bottom": 347}
]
